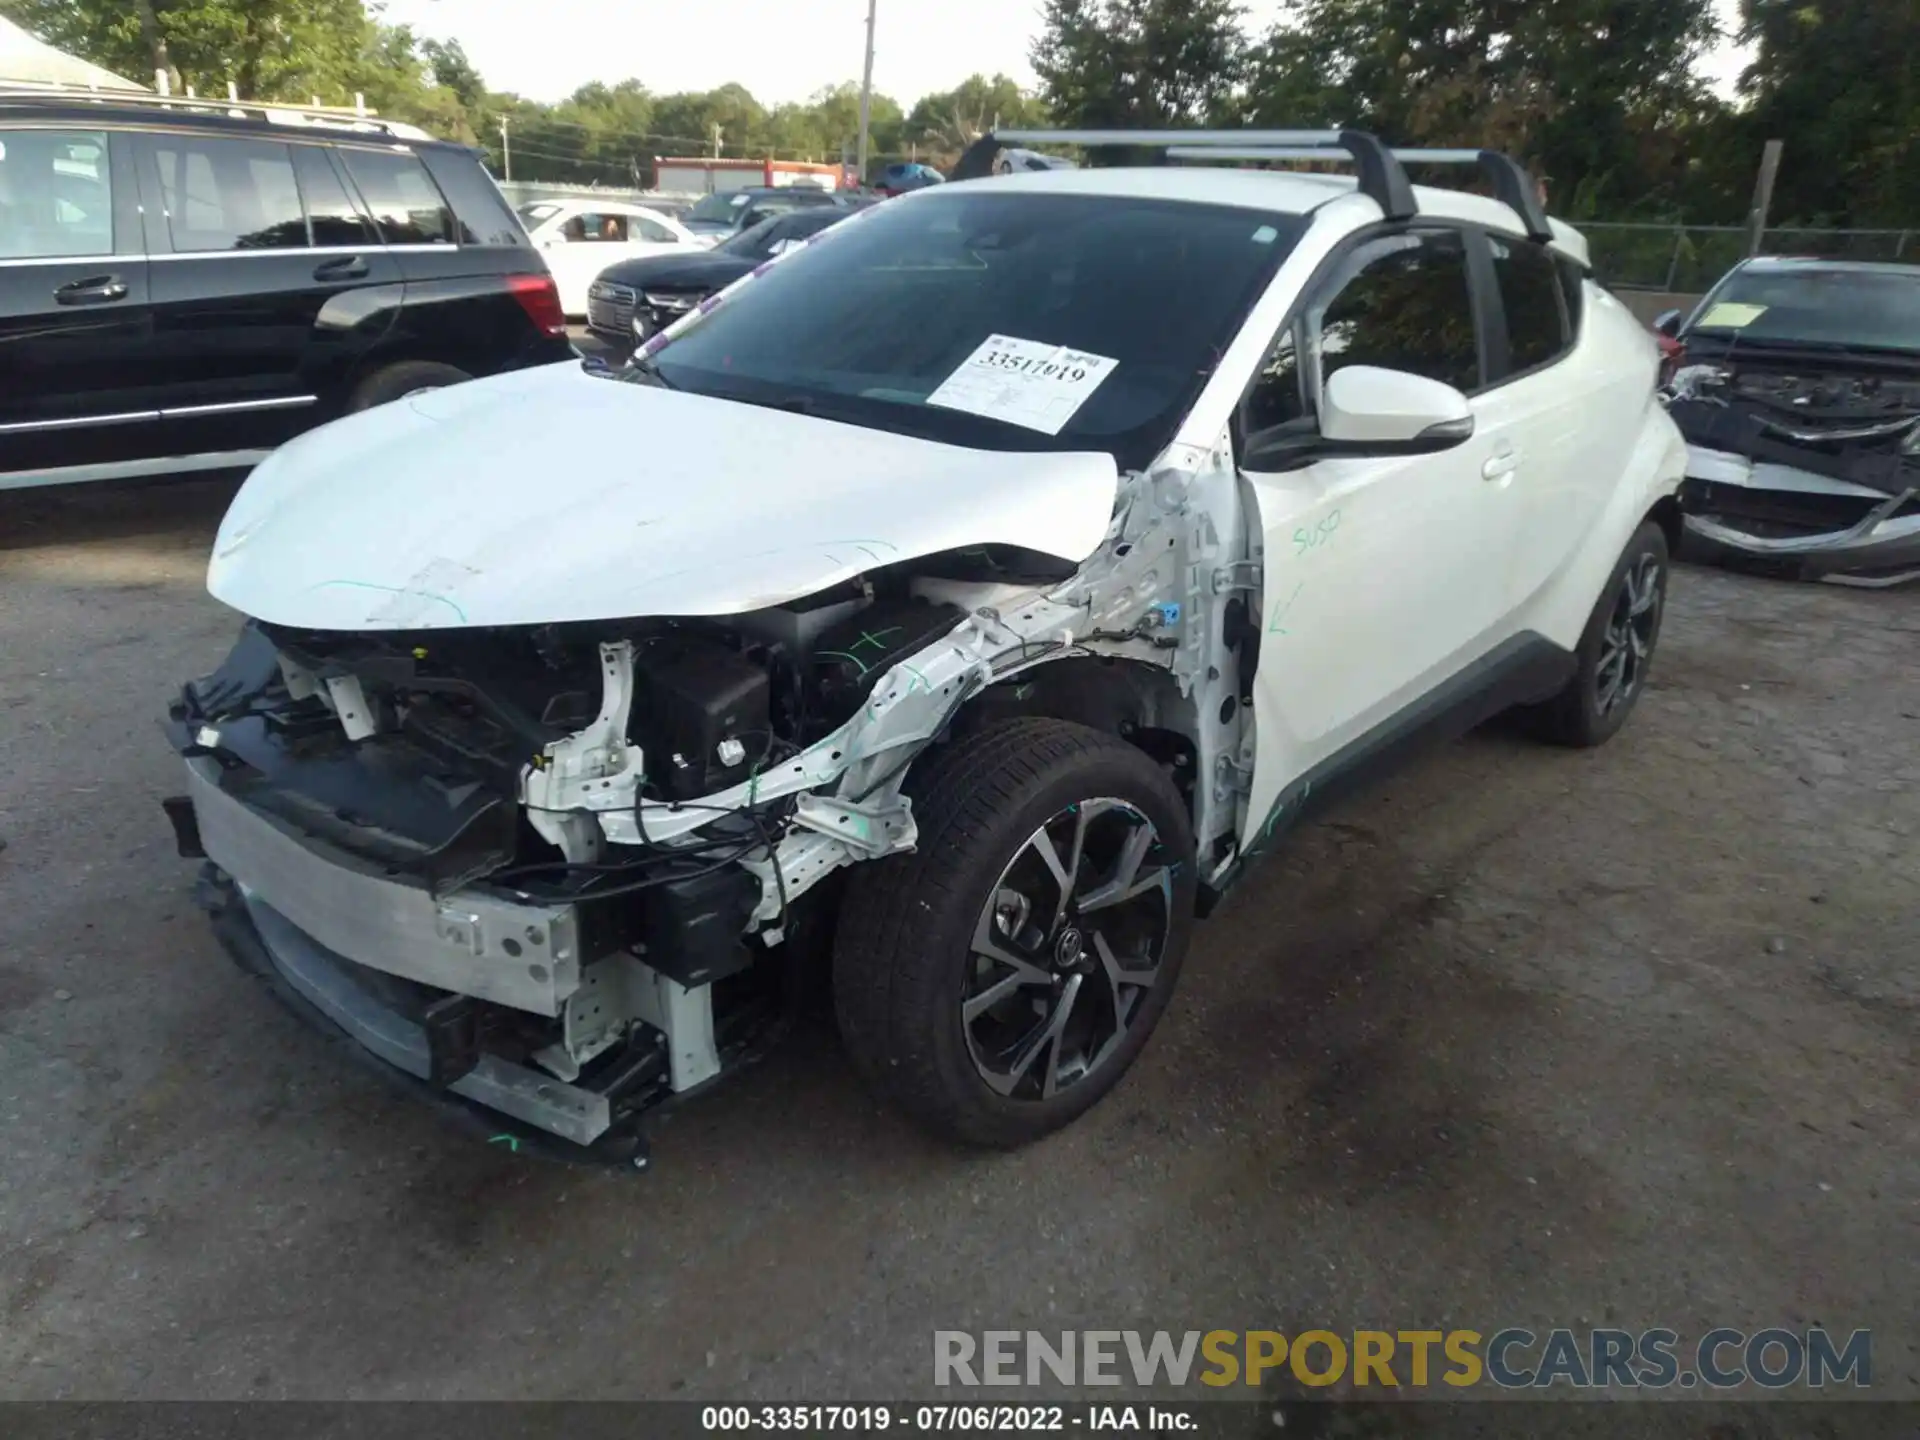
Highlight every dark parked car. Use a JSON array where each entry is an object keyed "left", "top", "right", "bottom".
[
  {"left": 0, "top": 90, "right": 573, "bottom": 491},
  {"left": 1660, "top": 257, "right": 1920, "bottom": 586},
  {"left": 585, "top": 205, "right": 858, "bottom": 344},
  {"left": 875, "top": 161, "right": 944, "bottom": 196},
  {"left": 678, "top": 184, "right": 852, "bottom": 241}
]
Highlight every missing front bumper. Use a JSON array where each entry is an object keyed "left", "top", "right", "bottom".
[{"left": 1679, "top": 467, "right": 1920, "bottom": 585}]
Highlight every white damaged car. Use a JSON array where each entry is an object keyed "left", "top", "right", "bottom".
[{"left": 164, "top": 130, "right": 1687, "bottom": 1162}]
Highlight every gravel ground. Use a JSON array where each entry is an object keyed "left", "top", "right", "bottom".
[{"left": 1, "top": 476, "right": 1915, "bottom": 1403}]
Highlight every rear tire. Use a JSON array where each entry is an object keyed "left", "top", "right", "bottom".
[
  {"left": 1524, "top": 520, "right": 1669, "bottom": 748},
  {"left": 834, "top": 719, "right": 1198, "bottom": 1148},
  {"left": 347, "top": 360, "right": 470, "bottom": 413}
]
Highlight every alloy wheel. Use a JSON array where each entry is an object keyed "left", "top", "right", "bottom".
[
  {"left": 962, "top": 798, "right": 1174, "bottom": 1102},
  {"left": 1595, "top": 551, "right": 1662, "bottom": 717}
]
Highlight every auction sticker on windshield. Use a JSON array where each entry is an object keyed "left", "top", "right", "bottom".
[{"left": 925, "top": 334, "right": 1118, "bottom": 435}]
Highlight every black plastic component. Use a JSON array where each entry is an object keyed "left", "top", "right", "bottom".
[
  {"left": 642, "top": 864, "right": 761, "bottom": 987},
  {"left": 160, "top": 795, "right": 205, "bottom": 858},
  {"left": 422, "top": 994, "right": 482, "bottom": 1087},
  {"left": 1337, "top": 129, "right": 1417, "bottom": 221},
  {"left": 631, "top": 635, "right": 773, "bottom": 803},
  {"left": 808, "top": 599, "right": 967, "bottom": 729}
]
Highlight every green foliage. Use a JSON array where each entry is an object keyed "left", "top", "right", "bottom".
[
  {"left": 1032, "top": 0, "right": 1246, "bottom": 127},
  {"left": 1732, "top": 0, "right": 1920, "bottom": 226}
]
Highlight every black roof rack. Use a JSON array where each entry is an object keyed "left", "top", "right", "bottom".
[{"left": 949, "top": 129, "right": 1551, "bottom": 243}]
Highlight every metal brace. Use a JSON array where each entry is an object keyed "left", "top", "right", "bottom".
[
  {"left": 1211, "top": 560, "right": 1263, "bottom": 594},
  {"left": 790, "top": 792, "right": 917, "bottom": 858},
  {"left": 1213, "top": 751, "right": 1253, "bottom": 802}
]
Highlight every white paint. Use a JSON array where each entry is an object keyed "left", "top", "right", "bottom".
[
  {"left": 1318, "top": 365, "right": 1470, "bottom": 445},
  {"left": 925, "top": 334, "right": 1118, "bottom": 435},
  {"left": 206, "top": 361, "right": 1120, "bottom": 631},
  {"left": 516, "top": 199, "right": 704, "bottom": 315}
]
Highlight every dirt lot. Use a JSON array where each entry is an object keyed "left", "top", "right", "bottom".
[{"left": 1, "top": 477, "right": 1915, "bottom": 1402}]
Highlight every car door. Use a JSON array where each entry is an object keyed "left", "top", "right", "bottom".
[
  {"left": 0, "top": 126, "right": 159, "bottom": 486},
  {"left": 536, "top": 208, "right": 626, "bottom": 315},
  {"left": 1237, "top": 226, "right": 1528, "bottom": 829},
  {"left": 139, "top": 131, "right": 402, "bottom": 457},
  {"left": 1469, "top": 232, "right": 1603, "bottom": 613}
]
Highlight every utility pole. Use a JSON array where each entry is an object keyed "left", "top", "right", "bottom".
[
  {"left": 499, "top": 117, "right": 512, "bottom": 180},
  {"left": 1748, "top": 139, "right": 1784, "bottom": 257},
  {"left": 856, "top": 0, "right": 877, "bottom": 187},
  {"left": 711, "top": 122, "right": 723, "bottom": 158}
]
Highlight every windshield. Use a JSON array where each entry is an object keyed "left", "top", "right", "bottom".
[
  {"left": 643, "top": 192, "right": 1306, "bottom": 468},
  {"left": 688, "top": 191, "right": 750, "bottom": 224},
  {"left": 718, "top": 216, "right": 781, "bottom": 257},
  {"left": 1691, "top": 265, "right": 1920, "bottom": 354}
]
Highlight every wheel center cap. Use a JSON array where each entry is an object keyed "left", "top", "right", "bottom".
[{"left": 1054, "top": 926, "right": 1086, "bottom": 970}]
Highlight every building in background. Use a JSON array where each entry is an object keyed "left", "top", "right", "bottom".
[{"left": 653, "top": 156, "right": 840, "bottom": 195}]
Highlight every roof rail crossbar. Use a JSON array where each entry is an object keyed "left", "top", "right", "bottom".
[
  {"left": 949, "top": 127, "right": 1416, "bottom": 222},
  {"left": 0, "top": 83, "right": 433, "bottom": 141},
  {"left": 1394, "top": 149, "right": 1551, "bottom": 241},
  {"left": 1170, "top": 141, "right": 1551, "bottom": 241}
]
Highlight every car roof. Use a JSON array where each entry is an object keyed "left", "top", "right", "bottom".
[
  {"left": 932, "top": 164, "right": 1588, "bottom": 258},
  {"left": 1734, "top": 256, "right": 1920, "bottom": 279},
  {"left": 0, "top": 97, "right": 460, "bottom": 151}
]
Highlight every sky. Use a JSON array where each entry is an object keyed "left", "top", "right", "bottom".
[{"left": 381, "top": 0, "right": 1753, "bottom": 109}]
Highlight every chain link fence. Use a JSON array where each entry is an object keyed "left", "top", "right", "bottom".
[{"left": 1584, "top": 222, "right": 1916, "bottom": 292}]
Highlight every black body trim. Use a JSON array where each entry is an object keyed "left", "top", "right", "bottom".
[{"left": 1199, "top": 632, "right": 1575, "bottom": 912}]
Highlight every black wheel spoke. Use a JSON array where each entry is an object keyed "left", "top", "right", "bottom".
[{"left": 963, "top": 798, "right": 1172, "bottom": 1103}]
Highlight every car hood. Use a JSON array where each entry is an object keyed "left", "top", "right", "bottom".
[
  {"left": 595, "top": 250, "right": 752, "bottom": 290},
  {"left": 206, "top": 362, "right": 1121, "bottom": 631}
]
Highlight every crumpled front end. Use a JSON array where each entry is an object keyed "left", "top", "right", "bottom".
[{"left": 1667, "top": 361, "right": 1920, "bottom": 586}]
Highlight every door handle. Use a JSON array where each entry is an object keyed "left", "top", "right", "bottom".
[
  {"left": 54, "top": 275, "right": 128, "bottom": 305},
  {"left": 313, "top": 256, "right": 370, "bottom": 281},
  {"left": 1482, "top": 444, "right": 1520, "bottom": 481}
]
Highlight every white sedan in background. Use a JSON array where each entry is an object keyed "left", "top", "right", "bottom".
[{"left": 514, "top": 199, "right": 707, "bottom": 317}]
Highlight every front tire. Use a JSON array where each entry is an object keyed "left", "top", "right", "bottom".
[
  {"left": 834, "top": 719, "right": 1198, "bottom": 1147},
  {"left": 1525, "top": 519, "right": 1669, "bottom": 747}
]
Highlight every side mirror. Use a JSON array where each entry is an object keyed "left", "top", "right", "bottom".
[
  {"left": 1320, "top": 365, "right": 1475, "bottom": 449},
  {"left": 1653, "top": 308, "right": 1683, "bottom": 338}
]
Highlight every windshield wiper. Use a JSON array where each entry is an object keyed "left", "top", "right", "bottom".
[{"left": 621, "top": 353, "right": 678, "bottom": 390}]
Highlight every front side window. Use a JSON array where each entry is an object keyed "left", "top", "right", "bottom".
[
  {"left": 643, "top": 192, "right": 1306, "bottom": 470},
  {"left": 1315, "top": 230, "right": 1480, "bottom": 394},
  {"left": 1240, "top": 228, "right": 1480, "bottom": 446},
  {"left": 1490, "top": 235, "right": 1568, "bottom": 374},
  {"left": 338, "top": 149, "right": 451, "bottom": 245},
  {"left": 0, "top": 128, "right": 112, "bottom": 259},
  {"left": 153, "top": 136, "right": 306, "bottom": 252}
]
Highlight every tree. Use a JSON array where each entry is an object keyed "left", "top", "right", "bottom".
[
  {"left": 1731, "top": 0, "right": 1920, "bottom": 226},
  {"left": 904, "top": 73, "right": 1047, "bottom": 154},
  {"left": 1244, "top": 0, "right": 1722, "bottom": 217},
  {"left": 1031, "top": 0, "right": 1246, "bottom": 129}
]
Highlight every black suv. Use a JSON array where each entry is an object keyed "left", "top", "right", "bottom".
[
  {"left": 587, "top": 204, "right": 865, "bottom": 344},
  {"left": 0, "top": 92, "right": 574, "bottom": 491}
]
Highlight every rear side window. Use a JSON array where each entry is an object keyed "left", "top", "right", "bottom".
[
  {"left": 0, "top": 128, "right": 112, "bottom": 259},
  {"left": 1489, "top": 236, "right": 1569, "bottom": 375},
  {"left": 153, "top": 136, "right": 306, "bottom": 251},
  {"left": 420, "top": 148, "right": 527, "bottom": 246},
  {"left": 290, "top": 146, "right": 369, "bottom": 246},
  {"left": 339, "top": 149, "right": 452, "bottom": 245}
]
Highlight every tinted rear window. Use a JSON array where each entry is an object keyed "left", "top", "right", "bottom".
[
  {"left": 339, "top": 149, "right": 452, "bottom": 245},
  {"left": 291, "top": 145, "right": 370, "bottom": 246},
  {"left": 1691, "top": 265, "right": 1920, "bottom": 354},
  {"left": 420, "top": 148, "right": 527, "bottom": 246},
  {"left": 1488, "top": 235, "right": 1569, "bottom": 374},
  {"left": 153, "top": 136, "right": 306, "bottom": 251}
]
